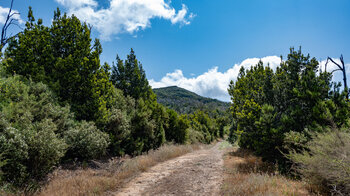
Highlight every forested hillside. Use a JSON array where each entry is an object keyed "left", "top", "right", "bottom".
[{"left": 154, "top": 86, "right": 230, "bottom": 114}]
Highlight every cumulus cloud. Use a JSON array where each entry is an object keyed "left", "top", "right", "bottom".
[
  {"left": 150, "top": 56, "right": 282, "bottom": 102},
  {"left": 0, "top": 6, "right": 23, "bottom": 25},
  {"left": 55, "top": 0, "right": 194, "bottom": 40}
]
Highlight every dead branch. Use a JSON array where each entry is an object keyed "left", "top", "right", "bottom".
[
  {"left": 0, "top": 0, "right": 21, "bottom": 51},
  {"left": 325, "top": 55, "right": 348, "bottom": 99}
]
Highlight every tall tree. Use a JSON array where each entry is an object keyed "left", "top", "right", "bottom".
[
  {"left": 111, "top": 48, "right": 154, "bottom": 101},
  {"left": 5, "top": 8, "right": 115, "bottom": 125},
  {"left": 110, "top": 49, "right": 168, "bottom": 154}
]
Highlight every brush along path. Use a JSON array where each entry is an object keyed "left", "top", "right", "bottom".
[{"left": 114, "top": 142, "right": 224, "bottom": 196}]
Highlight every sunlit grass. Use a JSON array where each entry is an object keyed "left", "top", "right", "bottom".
[{"left": 221, "top": 147, "right": 321, "bottom": 196}]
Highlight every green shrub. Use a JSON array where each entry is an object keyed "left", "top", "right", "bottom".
[
  {"left": 106, "top": 108, "right": 131, "bottom": 156},
  {"left": 0, "top": 113, "right": 66, "bottom": 186},
  {"left": 288, "top": 130, "right": 350, "bottom": 195},
  {"left": 0, "top": 127, "right": 28, "bottom": 185},
  {"left": 188, "top": 128, "right": 204, "bottom": 144},
  {"left": 0, "top": 77, "right": 72, "bottom": 185},
  {"left": 26, "top": 119, "right": 67, "bottom": 180},
  {"left": 176, "top": 115, "right": 190, "bottom": 143},
  {"left": 129, "top": 99, "right": 157, "bottom": 155},
  {"left": 188, "top": 111, "right": 218, "bottom": 144},
  {"left": 0, "top": 61, "right": 6, "bottom": 78},
  {"left": 0, "top": 76, "right": 74, "bottom": 134},
  {"left": 64, "top": 121, "right": 110, "bottom": 160},
  {"left": 0, "top": 154, "right": 5, "bottom": 184},
  {"left": 165, "top": 109, "right": 189, "bottom": 144},
  {"left": 0, "top": 120, "right": 66, "bottom": 186}
]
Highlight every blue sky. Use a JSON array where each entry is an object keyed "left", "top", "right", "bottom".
[{"left": 1, "top": 0, "right": 349, "bottom": 101}]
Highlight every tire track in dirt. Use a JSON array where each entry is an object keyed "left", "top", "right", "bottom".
[{"left": 114, "top": 142, "right": 224, "bottom": 196}]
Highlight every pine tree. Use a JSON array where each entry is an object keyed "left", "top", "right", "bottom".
[
  {"left": 5, "top": 7, "right": 115, "bottom": 125},
  {"left": 111, "top": 48, "right": 153, "bottom": 101},
  {"left": 228, "top": 48, "right": 347, "bottom": 170}
]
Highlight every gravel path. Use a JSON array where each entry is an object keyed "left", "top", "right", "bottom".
[{"left": 115, "top": 142, "right": 224, "bottom": 196}]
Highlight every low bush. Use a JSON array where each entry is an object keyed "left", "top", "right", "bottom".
[
  {"left": 289, "top": 129, "right": 350, "bottom": 195},
  {"left": 0, "top": 77, "right": 70, "bottom": 186},
  {"left": 0, "top": 127, "right": 29, "bottom": 185},
  {"left": 0, "top": 76, "right": 108, "bottom": 187},
  {"left": 106, "top": 107, "right": 132, "bottom": 156},
  {"left": 188, "top": 128, "right": 205, "bottom": 144},
  {"left": 26, "top": 119, "right": 67, "bottom": 181},
  {"left": 0, "top": 123, "right": 66, "bottom": 186},
  {"left": 64, "top": 121, "right": 110, "bottom": 160},
  {"left": 188, "top": 111, "right": 218, "bottom": 144},
  {"left": 165, "top": 109, "right": 189, "bottom": 144}
]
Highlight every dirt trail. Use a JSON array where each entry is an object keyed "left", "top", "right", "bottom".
[{"left": 115, "top": 142, "right": 224, "bottom": 196}]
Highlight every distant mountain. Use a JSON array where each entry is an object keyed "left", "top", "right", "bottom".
[{"left": 153, "top": 86, "right": 230, "bottom": 114}]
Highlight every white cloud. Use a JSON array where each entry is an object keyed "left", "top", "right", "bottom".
[
  {"left": 150, "top": 56, "right": 282, "bottom": 102},
  {"left": 0, "top": 6, "right": 23, "bottom": 25},
  {"left": 55, "top": 0, "right": 97, "bottom": 8},
  {"left": 55, "top": 0, "right": 194, "bottom": 40}
]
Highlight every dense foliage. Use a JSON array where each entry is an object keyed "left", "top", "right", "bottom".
[
  {"left": 109, "top": 50, "right": 166, "bottom": 155},
  {"left": 228, "top": 48, "right": 350, "bottom": 171},
  {"left": 0, "top": 76, "right": 109, "bottom": 186},
  {"left": 289, "top": 128, "right": 350, "bottom": 195},
  {"left": 0, "top": 8, "right": 223, "bottom": 190},
  {"left": 165, "top": 109, "right": 189, "bottom": 144},
  {"left": 4, "top": 7, "right": 115, "bottom": 125}
]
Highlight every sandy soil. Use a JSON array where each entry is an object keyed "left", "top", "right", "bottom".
[{"left": 114, "top": 142, "right": 224, "bottom": 196}]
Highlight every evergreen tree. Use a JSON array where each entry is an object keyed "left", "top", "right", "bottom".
[
  {"left": 111, "top": 49, "right": 153, "bottom": 101},
  {"left": 110, "top": 49, "right": 169, "bottom": 154},
  {"left": 5, "top": 8, "right": 115, "bottom": 125},
  {"left": 228, "top": 48, "right": 349, "bottom": 170},
  {"left": 165, "top": 108, "right": 189, "bottom": 144}
]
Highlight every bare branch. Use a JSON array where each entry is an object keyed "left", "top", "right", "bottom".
[
  {"left": 325, "top": 58, "right": 329, "bottom": 72},
  {"left": 327, "top": 57, "right": 342, "bottom": 70},
  {"left": 10, "top": 22, "right": 22, "bottom": 30},
  {"left": 340, "top": 54, "right": 344, "bottom": 66},
  {"left": 1, "top": 0, "right": 21, "bottom": 51},
  {"left": 327, "top": 55, "right": 348, "bottom": 100},
  {"left": 331, "top": 69, "right": 342, "bottom": 74},
  {"left": 9, "top": 12, "right": 19, "bottom": 18}
]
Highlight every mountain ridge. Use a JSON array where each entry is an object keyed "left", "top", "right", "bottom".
[{"left": 153, "top": 86, "right": 230, "bottom": 114}]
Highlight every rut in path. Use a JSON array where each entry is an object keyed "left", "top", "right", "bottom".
[{"left": 114, "top": 142, "right": 224, "bottom": 196}]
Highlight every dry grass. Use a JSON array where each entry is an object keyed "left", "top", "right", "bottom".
[
  {"left": 37, "top": 144, "right": 202, "bottom": 196},
  {"left": 222, "top": 147, "right": 322, "bottom": 196}
]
